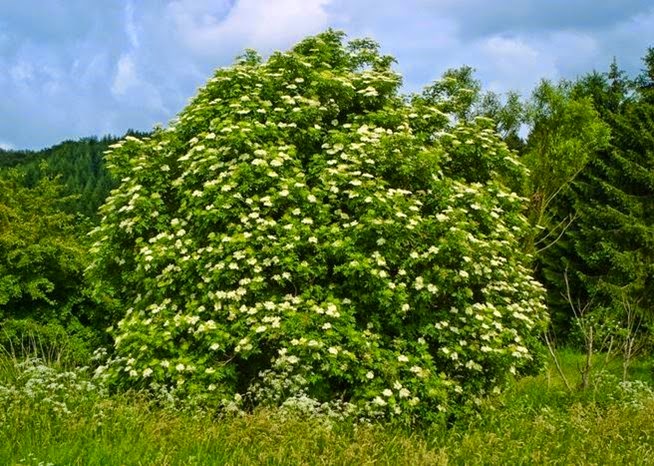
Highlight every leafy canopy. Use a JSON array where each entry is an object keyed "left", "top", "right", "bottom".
[
  {"left": 89, "top": 30, "right": 547, "bottom": 422},
  {"left": 0, "top": 172, "right": 84, "bottom": 318},
  {"left": 0, "top": 171, "right": 103, "bottom": 362}
]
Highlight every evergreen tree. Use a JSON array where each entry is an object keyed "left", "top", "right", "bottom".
[
  {"left": 538, "top": 53, "right": 654, "bottom": 337},
  {"left": 0, "top": 136, "right": 121, "bottom": 218}
]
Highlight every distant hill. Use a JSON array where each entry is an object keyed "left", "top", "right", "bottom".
[{"left": 0, "top": 130, "right": 148, "bottom": 219}]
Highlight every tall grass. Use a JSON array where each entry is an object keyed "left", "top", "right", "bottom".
[{"left": 1, "top": 349, "right": 653, "bottom": 465}]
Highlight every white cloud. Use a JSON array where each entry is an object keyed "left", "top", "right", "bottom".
[
  {"left": 110, "top": 53, "right": 168, "bottom": 116},
  {"left": 125, "top": 1, "right": 140, "bottom": 49},
  {"left": 478, "top": 36, "right": 559, "bottom": 94},
  {"left": 111, "top": 54, "right": 138, "bottom": 96},
  {"left": 237, "top": 0, "right": 332, "bottom": 46},
  {"left": 482, "top": 36, "right": 540, "bottom": 67},
  {"left": 166, "top": 0, "right": 333, "bottom": 57},
  {"left": 546, "top": 31, "right": 600, "bottom": 76},
  {"left": 73, "top": 53, "right": 112, "bottom": 90},
  {"left": 10, "top": 62, "right": 34, "bottom": 84},
  {"left": 0, "top": 141, "right": 14, "bottom": 150}
]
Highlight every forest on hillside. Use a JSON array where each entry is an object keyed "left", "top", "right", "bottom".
[{"left": 1, "top": 31, "right": 653, "bottom": 463}]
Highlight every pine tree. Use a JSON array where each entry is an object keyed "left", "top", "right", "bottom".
[
  {"left": 0, "top": 136, "right": 120, "bottom": 218},
  {"left": 539, "top": 53, "right": 654, "bottom": 337}
]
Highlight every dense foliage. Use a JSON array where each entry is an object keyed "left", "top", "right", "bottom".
[
  {"left": 535, "top": 52, "right": 654, "bottom": 342},
  {"left": 0, "top": 135, "right": 129, "bottom": 218},
  {"left": 87, "top": 31, "right": 548, "bottom": 421},
  {"left": 0, "top": 132, "right": 146, "bottom": 361},
  {"left": 0, "top": 173, "right": 101, "bottom": 361}
]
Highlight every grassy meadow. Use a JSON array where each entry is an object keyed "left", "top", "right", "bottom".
[{"left": 1, "top": 347, "right": 653, "bottom": 465}]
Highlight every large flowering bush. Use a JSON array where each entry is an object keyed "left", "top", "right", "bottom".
[{"left": 88, "top": 31, "right": 547, "bottom": 422}]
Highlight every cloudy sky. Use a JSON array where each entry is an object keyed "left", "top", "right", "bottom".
[{"left": 1, "top": 0, "right": 653, "bottom": 150}]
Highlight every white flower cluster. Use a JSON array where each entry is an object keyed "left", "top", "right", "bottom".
[{"left": 0, "top": 358, "right": 106, "bottom": 422}]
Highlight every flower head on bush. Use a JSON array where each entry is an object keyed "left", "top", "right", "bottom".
[{"left": 88, "top": 30, "right": 548, "bottom": 422}]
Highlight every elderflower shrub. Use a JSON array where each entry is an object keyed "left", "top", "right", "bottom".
[{"left": 88, "top": 30, "right": 548, "bottom": 423}]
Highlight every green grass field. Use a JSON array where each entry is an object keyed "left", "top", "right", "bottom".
[{"left": 1, "top": 349, "right": 653, "bottom": 465}]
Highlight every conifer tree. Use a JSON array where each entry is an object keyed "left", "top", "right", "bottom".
[{"left": 538, "top": 52, "right": 654, "bottom": 337}]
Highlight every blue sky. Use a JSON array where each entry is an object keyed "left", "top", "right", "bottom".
[{"left": 1, "top": 0, "right": 653, "bottom": 150}]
